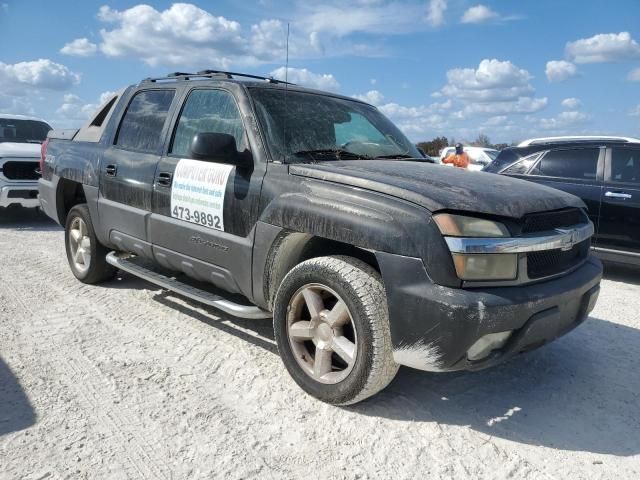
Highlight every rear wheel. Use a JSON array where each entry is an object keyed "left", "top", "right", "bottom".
[
  {"left": 273, "top": 256, "right": 398, "bottom": 405},
  {"left": 65, "top": 204, "right": 116, "bottom": 284}
]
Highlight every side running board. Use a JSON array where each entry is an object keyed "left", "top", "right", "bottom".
[{"left": 106, "top": 252, "right": 272, "bottom": 319}]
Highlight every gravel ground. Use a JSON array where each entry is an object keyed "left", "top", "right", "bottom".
[{"left": 0, "top": 208, "right": 639, "bottom": 480}]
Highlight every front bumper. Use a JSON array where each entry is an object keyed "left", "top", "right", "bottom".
[
  {"left": 376, "top": 252, "right": 602, "bottom": 372},
  {"left": 0, "top": 183, "right": 40, "bottom": 208}
]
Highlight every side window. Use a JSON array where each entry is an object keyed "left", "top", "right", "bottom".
[
  {"left": 115, "top": 90, "right": 175, "bottom": 152},
  {"left": 530, "top": 148, "right": 599, "bottom": 180},
  {"left": 502, "top": 153, "right": 541, "bottom": 174},
  {"left": 611, "top": 148, "right": 640, "bottom": 185},
  {"left": 171, "top": 89, "right": 245, "bottom": 158}
]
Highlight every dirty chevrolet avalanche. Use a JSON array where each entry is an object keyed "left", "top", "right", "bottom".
[{"left": 38, "top": 71, "right": 603, "bottom": 405}]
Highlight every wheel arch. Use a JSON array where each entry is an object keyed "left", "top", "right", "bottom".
[
  {"left": 262, "top": 229, "right": 380, "bottom": 310},
  {"left": 55, "top": 178, "right": 87, "bottom": 225}
]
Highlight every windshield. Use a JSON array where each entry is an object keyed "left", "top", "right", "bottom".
[
  {"left": 0, "top": 118, "right": 51, "bottom": 144},
  {"left": 249, "top": 88, "right": 421, "bottom": 162}
]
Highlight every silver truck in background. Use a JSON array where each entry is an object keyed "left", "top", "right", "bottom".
[{"left": 0, "top": 114, "right": 51, "bottom": 209}]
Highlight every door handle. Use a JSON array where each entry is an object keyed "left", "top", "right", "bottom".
[
  {"left": 605, "top": 191, "right": 632, "bottom": 199},
  {"left": 157, "top": 172, "right": 173, "bottom": 187},
  {"left": 105, "top": 164, "right": 118, "bottom": 177}
]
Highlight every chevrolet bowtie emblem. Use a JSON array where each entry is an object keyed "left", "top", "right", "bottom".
[{"left": 556, "top": 228, "right": 576, "bottom": 251}]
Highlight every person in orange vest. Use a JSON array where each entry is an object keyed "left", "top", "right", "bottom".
[{"left": 443, "top": 143, "right": 470, "bottom": 169}]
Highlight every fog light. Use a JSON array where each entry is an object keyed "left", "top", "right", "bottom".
[
  {"left": 467, "top": 331, "right": 512, "bottom": 361},
  {"left": 452, "top": 253, "right": 518, "bottom": 281}
]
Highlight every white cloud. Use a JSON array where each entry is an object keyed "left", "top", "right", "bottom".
[
  {"left": 545, "top": 60, "right": 577, "bottom": 82},
  {"left": 432, "top": 59, "right": 547, "bottom": 121},
  {"left": 97, "top": 4, "right": 293, "bottom": 68},
  {"left": 426, "top": 0, "right": 447, "bottom": 27},
  {"left": 459, "top": 96, "right": 548, "bottom": 115},
  {"left": 627, "top": 67, "right": 640, "bottom": 82},
  {"left": 299, "top": 1, "right": 423, "bottom": 37},
  {"left": 269, "top": 67, "right": 340, "bottom": 91},
  {"left": 566, "top": 32, "right": 640, "bottom": 64},
  {"left": 0, "top": 59, "right": 80, "bottom": 97},
  {"left": 353, "top": 90, "right": 385, "bottom": 105},
  {"left": 461, "top": 5, "right": 498, "bottom": 24},
  {"left": 484, "top": 115, "right": 508, "bottom": 126},
  {"left": 1, "top": 3, "right": 8, "bottom": 13},
  {"left": 61, "top": 38, "right": 98, "bottom": 57},
  {"left": 55, "top": 90, "right": 116, "bottom": 126},
  {"left": 535, "top": 111, "right": 591, "bottom": 130},
  {"left": 561, "top": 97, "right": 582, "bottom": 109},
  {"left": 629, "top": 105, "right": 640, "bottom": 117},
  {"left": 441, "top": 59, "right": 533, "bottom": 102}
]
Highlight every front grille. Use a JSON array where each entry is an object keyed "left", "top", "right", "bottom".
[
  {"left": 1, "top": 161, "right": 40, "bottom": 180},
  {"left": 7, "top": 190, "right": 38, "bottom": 199},
  {"left": 522, "top": 208, "right": 586, "bottom": 233},
  {"left": 527, "top": 239, "right": 590, "bottom": 279}
]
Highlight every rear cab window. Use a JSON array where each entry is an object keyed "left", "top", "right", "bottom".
[
  {"left": 530, "top": 148, "right": 600, "bottom": 181},
  {"left": 115, "top": 90, "right": 176, "bottom": 152}
]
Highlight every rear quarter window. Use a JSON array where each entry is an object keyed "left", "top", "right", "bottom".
[
  {"left": 610, "top": 148, "right": 640, "bottom": 185},
  {"left": 485, "top": 148, "right": 520, "bottom": 172},
  {"left": 530, "top": 148, "right": 600, "bottom": 180},
  {"left": 115, "top": 90, "right": 175, "bottom": 152}
]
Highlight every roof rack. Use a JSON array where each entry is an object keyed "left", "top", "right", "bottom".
[
  {"left": 518, "top": 136, "right": 640, "bottom": 147},
  {"left": 141, "top": 70, "right": 295, "bottom": 85}
]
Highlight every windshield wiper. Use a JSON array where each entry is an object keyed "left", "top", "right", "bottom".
[{"left": 292, "top": 149, "right": 372, "bottom": 161}]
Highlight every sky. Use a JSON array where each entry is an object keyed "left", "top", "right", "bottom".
[{"left": 1, "top": 0, "right": 640, "bottom": 144}]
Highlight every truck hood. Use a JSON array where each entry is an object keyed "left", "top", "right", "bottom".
[
  {"left": 289, "top": 160, "right": 585, "bottom": 219},
  {"left": 0, "top": 142, "right": 41, "bottom": 158}
]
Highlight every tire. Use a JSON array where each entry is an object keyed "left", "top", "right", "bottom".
[
  {"left": 273, "top": 256, "right": 399, "bottom": 405},
  {"left": 64, "top": 204, "right": 116, "bottom": 284}
]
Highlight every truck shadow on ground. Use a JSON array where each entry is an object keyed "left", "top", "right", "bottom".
[
  {"left": 153, "top": 292, "right": 278, "bottom": 355},
  {"left": 0, "top": 207, "right": 60, "bottom": 231},
  {"left": 352, "top": 316, "right": 640, "bottom": 456},
  {"left": 109, "top": 272, "right": 639, "bottom": 456},
  {"left": 602, "top": 261, "right": 640, "bottom": 286},
  {"left": 0, "top": 357, "right": 36, "bottom": 437}
]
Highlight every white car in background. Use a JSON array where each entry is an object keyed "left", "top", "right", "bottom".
[
  {"left": 439, "top": 146, "right": 500, "bottom": 171},
  {"left": 0, "top": 114, "right": 51, "bottom": 209}
]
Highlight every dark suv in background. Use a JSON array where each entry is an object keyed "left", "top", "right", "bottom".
[{"left": 486, "top": 136, "right": 640, "bottom": 266}]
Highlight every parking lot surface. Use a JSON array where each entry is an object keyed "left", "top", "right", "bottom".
[{"left": 0, "top": 209, "right": 638, "bottom": 479}]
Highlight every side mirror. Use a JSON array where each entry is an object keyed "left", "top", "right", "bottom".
[{"left": 189, "top": 132, "right": 252, "bottom": 169}]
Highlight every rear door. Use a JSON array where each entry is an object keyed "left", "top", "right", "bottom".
[
  {"left": 516, "top": 147, "right": 604, "bottom": 235},
  {"left": 99, "top": 89, "right": 177, "bottom": 249},
  {"left": 150, "top": 87, "right": 266, "bottom": 297},
  {"left": 597, "top": 146, "right": 640, "bottom": 255}
]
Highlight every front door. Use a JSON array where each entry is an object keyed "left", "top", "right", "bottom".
[
  {"left": 150, "top": 88, "right": 266, "bottom": 297},
  {"left": 99, "top": 89, "right": 176, "bottom": 245},
  {"left": 597, "top": 146, "right": 640, "bottom": 255},
  {"left": 523, "top": 146, "right": 604, "bottom": 239}
]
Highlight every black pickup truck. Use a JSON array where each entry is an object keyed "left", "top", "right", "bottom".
[{"left": 39, "top": 71, "right": 602, "bottom": 405}]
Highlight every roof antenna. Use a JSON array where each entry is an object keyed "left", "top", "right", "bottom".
[{"left": 282, "top": 22, "right": 290, "bottom": 163}]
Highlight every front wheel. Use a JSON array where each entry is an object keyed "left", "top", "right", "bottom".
[
  {"left": 273, "top": 256, "right": 399, "bottom": 405},
  {"left": 65, "top": 204, "right": 116, "bottom": 284}
]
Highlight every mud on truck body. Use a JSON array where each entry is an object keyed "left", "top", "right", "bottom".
[{"left": 39, "top": 71, "right": 602, "bottom": 405}]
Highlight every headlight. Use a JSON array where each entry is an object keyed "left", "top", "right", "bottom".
[
  {"left": 434, "top": 213, "right": 509, "bottom": 237},
  {"left": 435, "top": 214, "right": 516, "bottom": 281},
  {"left": 451, "top": 253, "right": 518, "bottom": 281}
]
